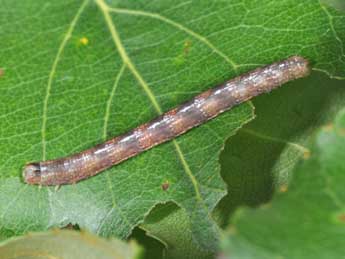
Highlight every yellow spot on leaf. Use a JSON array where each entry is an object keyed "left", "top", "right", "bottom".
[{"left": 80, "top": 37, "right": 89, "bottom": 45}]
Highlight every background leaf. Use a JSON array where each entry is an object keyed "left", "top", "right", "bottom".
[
  {"left": 0, "top": 0, "right": 345, "bottom": 255},
  {"left": 141, "top": 202, "right": 213, "bottom": 259},
  {"left": 215, "top": 71, "right": 345, "bottom": 226},
  {"left": 221, "top": 107, "right": 345, "bottom": 259},
  {"left": 0, "top": 229, "right": 142, "bottom": 259}
]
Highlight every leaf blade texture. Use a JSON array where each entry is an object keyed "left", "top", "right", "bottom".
[{"left": 0, "top": 0, "right": 344, "bottom": 252}]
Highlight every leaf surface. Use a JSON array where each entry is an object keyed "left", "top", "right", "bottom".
[{"left": 0, "top": 0, "right": 344, "bottom": 253}]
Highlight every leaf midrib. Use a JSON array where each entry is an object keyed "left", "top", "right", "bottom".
[{"left": 96, "top": 0, "right": 206, "bottom": 203}]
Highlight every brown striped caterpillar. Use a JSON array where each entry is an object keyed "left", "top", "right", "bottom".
[{"left": 23, "top": 56, "right": 310, "bottom": 186}]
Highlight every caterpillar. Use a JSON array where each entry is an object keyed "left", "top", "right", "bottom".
[{"left": 23, "top": 56, "right": 310, "bottom": 186}]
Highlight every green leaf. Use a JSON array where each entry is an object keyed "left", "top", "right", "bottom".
[
  {"left": 0, "top": 0, "right": 254, "bottom": 251},
  {"left": 0, "top": 0, "right": 344, "bottom": 254},
  {"left": 0, "top": 229, "right": 142, "bottom": 259},
  {"left": 221, "top": 108, "right": 345, "bottom": 258}
]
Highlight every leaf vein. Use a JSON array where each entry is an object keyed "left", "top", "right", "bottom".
[
  {"left": 242, "top": 128, "right": 310, "bottom": 155},
  {"left": 319, "top": 1, "right": 345, "bottom": 61},
  {"left": 96, "top": 0, "right": 206, "bottom": 204},
  {"left": 41, "top": 0, "right": 89, "bottom": 160},
  {"left": 107, "top": 6, "right": 238, "bottom": 71},
  {"left": 103, "top": 64, "right": 126, "bottom": 139}
]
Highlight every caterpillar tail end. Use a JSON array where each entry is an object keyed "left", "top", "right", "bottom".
[
  {"left": 289, "top": 55, "right": 311, "bottom": 78},
  {"left": 23, "top": 163, "right": 42, "bottom": 185}
]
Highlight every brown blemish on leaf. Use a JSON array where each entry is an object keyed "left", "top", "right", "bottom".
[
  {"left": 161, "top": 181, "right": 170, "bottom": 191},
  {"left": 0, "top": 68, "right": 3, "bottom": 77},
  {"left": 338, "top": 213, "right": 345, "bottom": 223}
]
